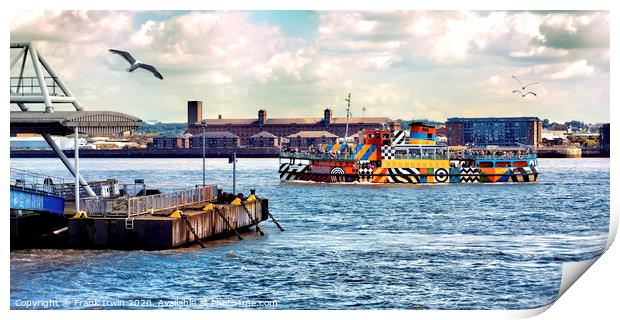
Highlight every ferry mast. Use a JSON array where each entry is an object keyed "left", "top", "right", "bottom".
[{"left": 344, "top": 93, "right": 351, "bottom": 144}]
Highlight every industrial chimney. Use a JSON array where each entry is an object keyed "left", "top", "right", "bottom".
[
  {"left": 187, "top": 101, "right": 203, "bottom": 126},
  {"left": 258, "top": 109, "right": 267, "bottom": 128},
  {"left": 324, "top": 108, "right": 333, "bottom": 128}
]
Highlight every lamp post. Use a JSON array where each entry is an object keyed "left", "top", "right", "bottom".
[
  {"left": 74, "top": 127, "right": 80, "bottom": 213},
  {"left": 201, "top": 120, "right": 206, "bottom": 187},
  {"left": 229, "top": 152, "right": 237, "bottom": 195}
]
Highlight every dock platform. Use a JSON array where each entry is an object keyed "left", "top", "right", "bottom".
[{"left": 68, "top": 199, "right": 268, "bottom": 250}]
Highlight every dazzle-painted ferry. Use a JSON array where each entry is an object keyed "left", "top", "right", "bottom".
[{"left": 279, "top": 122, "right": 538, "bottom": 184}]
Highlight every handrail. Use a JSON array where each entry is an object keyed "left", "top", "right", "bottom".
[
  {"left": 280, "top": 151, "right": 538, "bottom": 161},
  {"left": 81, "top": 185, "right": 218, "bottom": 217}
]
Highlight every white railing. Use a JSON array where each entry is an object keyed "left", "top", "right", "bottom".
[{"left": 81, "top": 185, "right": 218, "bottom": 217}]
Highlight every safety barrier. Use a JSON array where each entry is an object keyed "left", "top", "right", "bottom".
[{"left": 81, "top": 185, "right": 218, "bottom": 217}]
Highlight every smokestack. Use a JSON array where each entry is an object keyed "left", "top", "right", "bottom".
[
  {"left": 187, "top": 101, "right": 203, "bottom": 126},
  {"left": 324, "top": 108, "right": 333, "bottom": 128},
  {"left": 258, "top": 109, "right": 267, "bottom": 128}
]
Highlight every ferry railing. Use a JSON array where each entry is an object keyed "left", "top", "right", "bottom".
[
  {"left": 463, "top": 154, "right": 537, "bottom": 160},
  {"left": 279, "top": 151, "right": 357, "bottom": 161},
  {"left": 280, "top": 151, "right": 538, "bottom": 161},
  {"left": 81, "top": 185, "right": 218, "bottom": 217}
]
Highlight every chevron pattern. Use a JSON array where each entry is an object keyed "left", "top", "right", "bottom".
[{"left": 459, "top": 168, "right": 480, "bottom": 183}]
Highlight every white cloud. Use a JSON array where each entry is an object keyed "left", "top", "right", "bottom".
[
  {"left": 204, "top": 71, "right": 232, "bottom": 85},
  {"left": 548, "top": 60, "right": 595, "bottom": 80},
  {"left": 9, "top": 10, "right": 610, "bottom": 123}
]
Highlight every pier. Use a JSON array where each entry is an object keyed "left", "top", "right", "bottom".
[
  {"left": 69, "top": 186, "right": 268, "bottom": 249},
  {"left": 10, "top": 42, "right": 275, "bottom": 250}
]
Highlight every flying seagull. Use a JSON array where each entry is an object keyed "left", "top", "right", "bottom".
[
  {"left": 109, "top": 49, "right": 164, "bottom": 80},
  {"left": 512, "top": 75, "right": 538, "bottom": 90},
  {"left": 512, "top": 90, "right": 537, "bottom": 97}
]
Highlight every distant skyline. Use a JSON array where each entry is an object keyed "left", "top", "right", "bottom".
[{"left": 10, "top": 10, "right": 610, "bottom": 123}]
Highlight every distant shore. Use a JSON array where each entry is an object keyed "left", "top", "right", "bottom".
[
  {"left": 10, "top": 148, "right": 609, "bottom": 159},
  {"left": 10, "top": 148, "right": 280, "bottom": 158}
]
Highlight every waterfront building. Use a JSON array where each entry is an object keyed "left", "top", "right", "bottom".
[
  {"left": 188, "top": 131, "right": 240, "bottom": 149},
  {"left": 446, "top": 117, "right": 542, "bottom": 147},
  {"left": 248, "top": 131, "right": 279, "bottom": 147},
  {"left": 150, "top": 134, "right": 190, "bottom": 149},
  {"left": 285, "top": 131, "right": 338, "bottom": 149},
  {"left": 186, "top": 101, "right": 400, "bottom": 146}
]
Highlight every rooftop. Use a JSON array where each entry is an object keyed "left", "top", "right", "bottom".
[
  {"left": 250, "top": 131, "right": 277, "bottom": 138},
  {"left": 204, "top": 116, "right": 394, "bottom": 126},
  {"left": 10, "top": 111, "right": 142, "bottom": 136},
  {"left": 192, "top": 131, "right": 240, "bottom": 139},
  {"left": 287, "top": 131, "right": 339, "bottom": 138},
  {"left": 446, "top": 117, "right": 541, "bottom": 122}
]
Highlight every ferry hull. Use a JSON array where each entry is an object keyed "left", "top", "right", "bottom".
[{"left": 279, "top": 163, "right": 538, "bottom": 184}]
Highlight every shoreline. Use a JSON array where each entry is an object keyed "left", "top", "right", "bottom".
[{"left": 10, "top": 149, "right": 609, "bottom": 159}]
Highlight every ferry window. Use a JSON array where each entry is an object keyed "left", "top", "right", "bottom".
[
  {"left": 478, "top": 161, "right": 493, "bottom": 168},
  {"left": 513, "top": 161, "right": 528, "bottom": 167},
  {"left": 496, "top": 162, "right": 511, "bottom": 168},
  {"left": 382, "top": 134, "right": 390, "bottom": 139}
]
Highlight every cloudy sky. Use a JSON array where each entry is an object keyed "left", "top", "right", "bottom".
[{"left": 10, "top": 10, "right": 609, "bottom": 123}]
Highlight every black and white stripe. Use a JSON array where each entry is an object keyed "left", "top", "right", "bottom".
[
  {"left": 392, "top": 130, "right": 408, "bottom": 145},
  {"left": 386, "top": 168, "right": 421, "bottom": 183},
  {"left": 279, "top": 163, "right": 310, "bottom": 181}
]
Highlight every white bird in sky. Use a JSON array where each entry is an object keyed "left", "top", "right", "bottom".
[
  {"left": 109, "top": 49, "right": 164, "bottom": 80},
  {"left": 511, "top": 75, "right": 538, "bottom": 98},
  {"left": 512, "top": 90, "right": 537, "bottom": 97},
  {"left": 512, "top": 75, "right": 538, "bottom": 90}
]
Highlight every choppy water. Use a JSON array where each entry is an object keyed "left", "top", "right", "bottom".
[{"left": 10, "top": 158, "right": 610, "bottom": 310}]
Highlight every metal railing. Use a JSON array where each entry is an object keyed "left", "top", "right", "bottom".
[
  {"left": 54, "top": 179, "right": 119, "bottom": 200},
  {"left": 10, "top": 76, "right": 65, "bottom": 96},
  {"left": 464, "top": 153, "right": 537, "bottom": 160},
  {"left": 280, "top": 151, "right": 357, "bottom": 161},
  {"left": 280, "top": 150, "right": 538, "bottom": 161},
  {"left": 81, "top": 185, "right": 218, "bottom": 217},
  {"left": 10, "top": 168, "right": 65, "bottom": 195}
]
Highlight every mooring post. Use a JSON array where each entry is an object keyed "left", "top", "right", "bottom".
[
  {"left": 74, "top": 127, "right": 80, "bottom": 213},
  {"left": 202, "top": 120, "right": 206, "bottom": 187},
  {"left": 229, "top": 152, "right": 237, "bottom": 195}
]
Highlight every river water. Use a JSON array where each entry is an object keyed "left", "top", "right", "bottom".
[{"left": 10, "top": 158, "right": 610, "bottom": 310}]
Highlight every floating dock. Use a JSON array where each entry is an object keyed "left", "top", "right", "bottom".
[{"left": 68, "top": 186, "right": 270, "bottom": 250}]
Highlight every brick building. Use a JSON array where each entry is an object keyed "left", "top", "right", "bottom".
[
  {"left": 150, "top": 134, "right": 189, "bottom": 149},
  {"left": 286, "top": 131, "right": 338, "bottom": 149},
  {"left": 249, "top": 131, "right": 279, "bottom": 147},
  {"left": 446, "top": 117, "right": 542, "bottom": 147},
  {"left": 185, "top": 101, "right": 399, "bottom": 146},
  {"left": 189, "top": 131, "right": 240, "bottom": 149}
]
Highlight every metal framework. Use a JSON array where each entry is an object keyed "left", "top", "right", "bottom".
[{"left": 10, "top": 42, "right": 142, "bottom": 205}]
